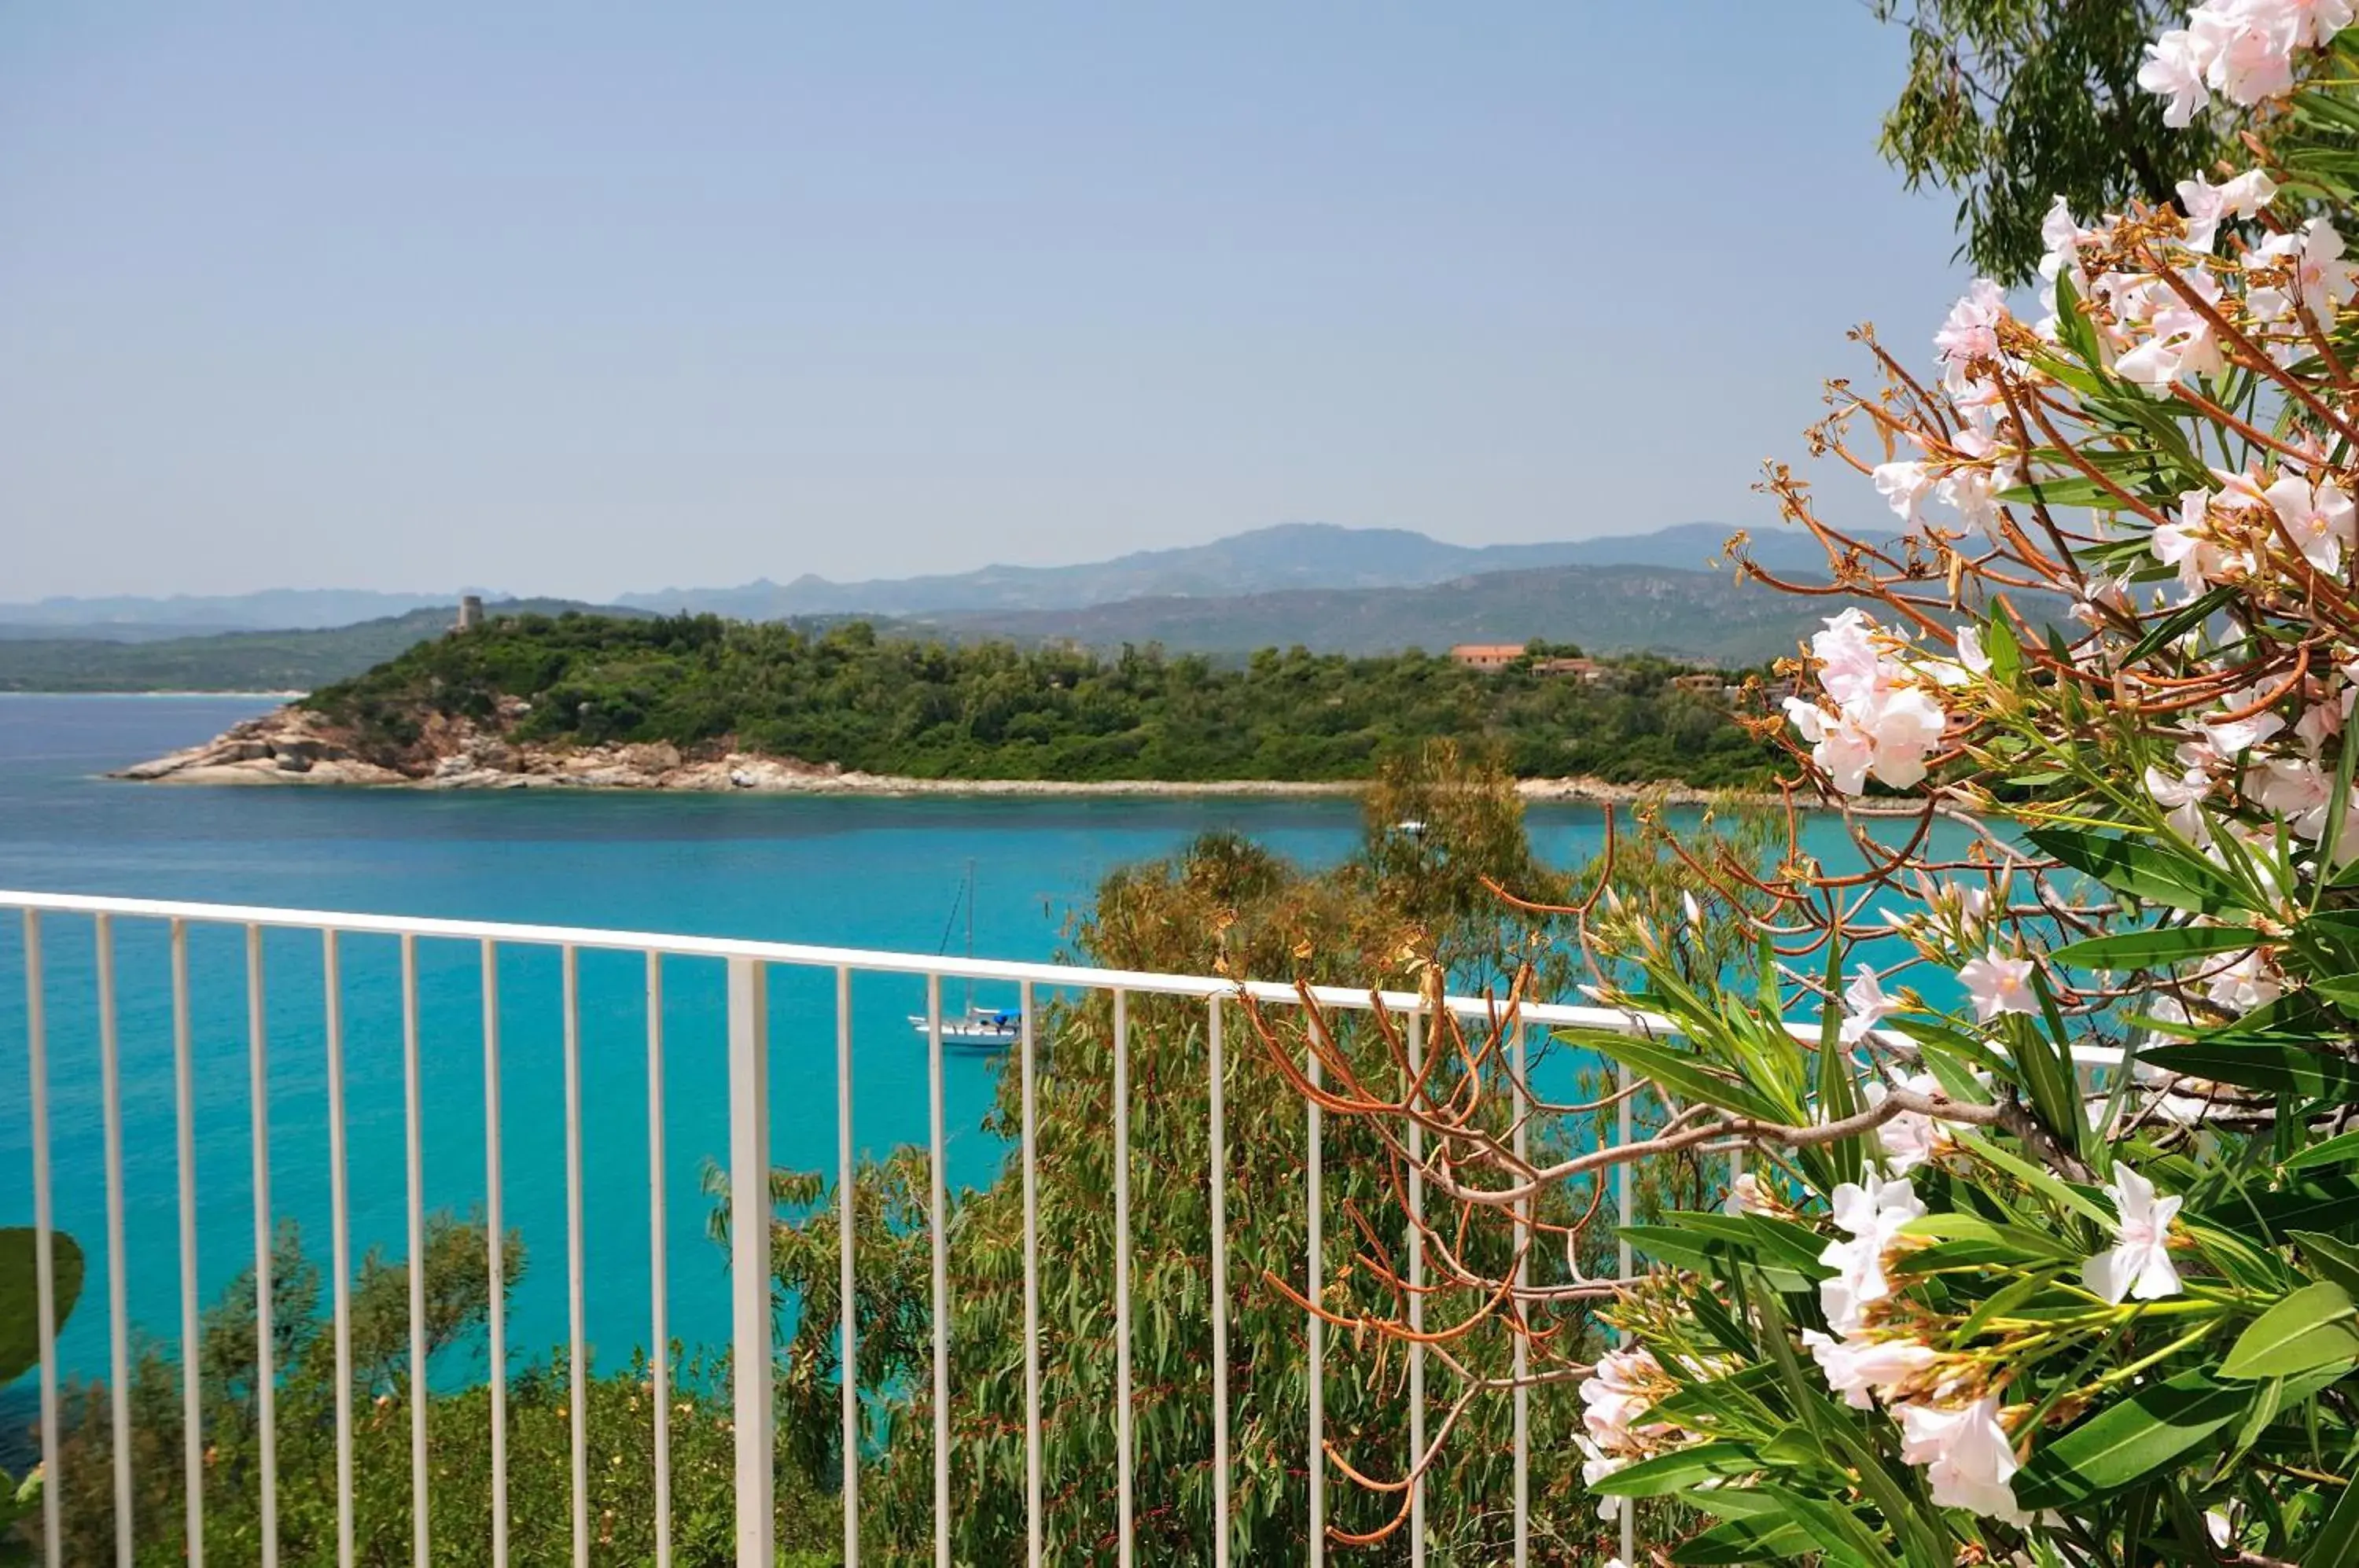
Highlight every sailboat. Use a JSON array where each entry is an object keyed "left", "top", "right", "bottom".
[{"left": 910, "top": 859, "right": 1021, "bottom": 1048}]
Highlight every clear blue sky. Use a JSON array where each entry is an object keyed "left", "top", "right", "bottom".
[{"left": 0, "top": 4, "right": 1978, "bottom": 602}]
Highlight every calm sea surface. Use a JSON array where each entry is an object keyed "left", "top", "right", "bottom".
[{"left": 0, "top": 694, "right": 1937, "bottom": 1393}]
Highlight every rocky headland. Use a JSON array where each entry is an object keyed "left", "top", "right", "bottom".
[{"left": 110, "top": 703, "right": 1786, "bottom": 806}]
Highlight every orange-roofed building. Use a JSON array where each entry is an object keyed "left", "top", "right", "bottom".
[{"left": 1448, "top": 644, "right": 1527, "bottom": 671}]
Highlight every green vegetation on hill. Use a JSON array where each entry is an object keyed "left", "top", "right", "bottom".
[
  {"left": 924, "top": 561, "right": 1873, "bottom": 664},
  {"left": 0, "top": 601, "right": 649, "bottom": 694},
  {"left": 305, "top": 613, "right": 1781, "bottom": 786}
]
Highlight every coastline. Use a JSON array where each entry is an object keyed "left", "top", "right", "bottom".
[
  {"left": 2, "top": 688, "right": 306, "bottom": 699},
  {"left": 107, "top": 708, "right": 1920, "bottom": 812},
  {"left": 120, "top": 763, "right": 1769, "bottom": 807}
]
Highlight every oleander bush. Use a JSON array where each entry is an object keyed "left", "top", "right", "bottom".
[{"left": 1279, "top": 6, "right": 2359, "bottom": 1562}]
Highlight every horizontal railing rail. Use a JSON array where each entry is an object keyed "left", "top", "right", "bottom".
[{"left": 0, "top": 887, "right": 1673, "bottom": 1032}]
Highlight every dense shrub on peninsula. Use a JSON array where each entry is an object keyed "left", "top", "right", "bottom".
[{"left": 296, "top": 614, "right": 1779, "bottom": 789}]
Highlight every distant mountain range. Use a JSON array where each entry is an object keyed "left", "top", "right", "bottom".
[
  {"left": 0, "top": 600, "right": 642, "bottom": 693},
  {"left": 614, "top": 521, "right": 1857, "bottom": 619},
  {"left": 0, "top": 587, "right": 510, "bottom": 639},
  {"left": 0, "top": 524, "right": 1901, "bottom": 690},
  {"left": 918, "top": 562, "right": 1859, "bottom": 664}
]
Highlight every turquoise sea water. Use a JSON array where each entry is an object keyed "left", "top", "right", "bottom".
[{"left": 0, "top": 694, "right": 1949, "bottom": 1407}]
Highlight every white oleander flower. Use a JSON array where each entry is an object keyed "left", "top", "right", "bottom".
[
  {"left": 1840, "top": 963, "right": 1900, "bottom": 1045},
  {"left": 1802, "top": 1327, "right": 1938, "bottom": 1410},
  {"left": 1957, "top": 949, "right": 2039, "bottom": 1021},
  {"left": 1819, "top": 1170, "right": 1927, "bottom": 1335},
  {"left": 2084, "top": 1161, "right": 2184, "bottom": 1303},
  {"left": 1864, "top": 1070, "right": 1957, "bottom": 1174},
  {"left": 1894, "top": 1395, "right": 2028, "bottom": 1523}
]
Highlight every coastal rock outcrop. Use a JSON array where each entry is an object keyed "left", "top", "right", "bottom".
[
  {"left": 112, "top": 701, "right": 1813, "bottom": 805},
  {"left": 112, "top": 711, "right": 410, "bottom": 786}
]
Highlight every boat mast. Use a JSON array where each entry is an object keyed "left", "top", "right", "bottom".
[{"left": 965, "top": 858, "right": 977, "bottom": 1014}]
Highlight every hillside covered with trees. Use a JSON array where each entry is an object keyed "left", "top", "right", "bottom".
[
  {"left": 300, "top": 613, "right": 1779, "bottom": 788},
  {"left": 0, "top": 600, "right": 649, "bottom": 694}
]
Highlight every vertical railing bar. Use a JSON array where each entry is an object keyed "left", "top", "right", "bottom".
[
  {"left": 324, "top": 929, "right": 355, "bottom": 1568},
  {"left": 1406, "top": 1007, "right": 1425, "bottom": 1567},
  {"left": 482, "top": 940, "right": 509, "bottom": 1568},
  {"left": 647, "top": 953, "right": 673, "bottom": 1568},
  {"left": 402, "top": 935, "right": 429, "bottom": 1568},
  {"left": 246, "top": 923, "right": 278, "bottom": 1563},
  {"left": 928, "top": 974, "right": 951, "bottom": 1568},
  {"left": 1113, "top": 988, "right": 1135, "bottom": 1567},
  {"left": 1511, "top": 1023, "right": 1529, "bottom": 1568},
  {"left": 727, "top": 958, "right": 774, "bottom": 1568},
  {"left": 171, "top": 920, "right": 204, "bottom": 1566},
  {"left": 1616, "top": 1057, "right": 1634, "bottom": 1280},
  {"left": 1020, "top": 981, "right": 1042, "bottom": 1568},
  {"left": 24, "top": 911, "right": 61, "bottom": 1568},
  {"left": 1207, "top": 995, "right": 1231, "bottom": 1568},
  {"left": 837, "top": 964, "right": 859, "bottom": 1568},
  {"left": 1308, "top": 1037, "right": 1325, "bottom": 1568},
  {"left": 1727, "top": 1147, "right": 1746, "bottom": 1216},
  {"left": 563, "top": 946, "right": 589, "bottom": 1568},
  {"left": 1618, "top": 1057, "right": 1636, "bottom": 1566},
  {"left": 96, "top": 915, "right": 132, "bottom": 1567}
]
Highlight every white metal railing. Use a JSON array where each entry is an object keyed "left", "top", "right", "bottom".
[{"left": 2, "top": 887, "right": 1704, "bottom": 1566}]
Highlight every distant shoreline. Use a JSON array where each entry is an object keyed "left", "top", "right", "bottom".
[
  {"left": 115, "top": 749, "right": 1908, "bottom": 814},
  {"left": 1, "top": 688, "right": 305, "bottom": 700},
  {"left": 107, "top": 699, "right": 1923, "bottom": 815},
  {"left": 124, "top": 766, "right": 1753, "bottom": 805}
]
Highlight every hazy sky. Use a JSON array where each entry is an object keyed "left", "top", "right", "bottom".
[{"left": 1, "top": 5, "right": 1978, "bottom": 602}]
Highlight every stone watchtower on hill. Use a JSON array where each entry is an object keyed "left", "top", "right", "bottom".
[{"left": 456, "top": 594, "right": 484, "bottom": 633}]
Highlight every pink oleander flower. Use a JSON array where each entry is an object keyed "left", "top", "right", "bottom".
[
  {"left": 2140, "top": 28, "right": 2214, "bottom": 125},
  {"left": 2152, "top": 490, "right": 2231, "bottom": 599},
  {"left": 1579, "top": 1345, "right": 1669, "bottom": 1452},
  {"left": 2069, "top": 571, "right": 2136, "bottom": 630},
  {"left": 2199, "top": 684, "right": 2289, "bottom": 754},
  {"left": 1934, "top": 278, "right": 2009, "bottom": 371},
  {"left": 1787, "top": 613, "right": 1952, "bottom": 795},
  {"left": 2196, "top": 1, "right": 2299, "bottom": 105},
  {"left": 1809, "top": 609, "right": 1884, "bottom": 705},
  {"left": 2295, "top": 681, "right": 2350, "bottom": 748},
  {"left": 2250, "top": 219, "right": 2359, "bottom": 326},
  {"left": 2177, "top": 167, "right": 2279, "bottom": 250},
  {"left": 1576, "top": 1438, "right": 1628, "bottom": 1522},
  {"left": 2084, "top": 1161, "right": 2184, "bottom": 1303},
  {"left": 1874, "top": 459, "right": 1934, "bottom": 523},
  {"left": 1840, "top": 963, "right": 1901, "bottom": 1045},
  {"left": 2203, "top": 945, "right": 2283, "bottom": 1014},
  {"left": 1801, "top": 1327, "right": 1938, "bottom": 1410},
  {"left": 2144, "top": 758, "right": 2214, "bottom": 845},
  {"left": 1934, "top": 427, "right": 2012, "bottom": 534},
  {"left": 2115, "top": 267, "right": 2226, "bottom": 389},
  {"left": 2274, "top": 0, "right": 2357, "bottom": 51},
  {"left": 2265, "top": 471, "right": 2357, "bottom": 572},
  {"left": 1894, "top": 1396, "right": 2028, "bottom": 1523},
  {"left": 1819, "top": 1170, "right": 1927, "bottom": 1336},
  {"left": 1957, "top": 949, "right": 2038, "bottom": 1021},
  {"left": 1955, "top": 624, "right": 1991, "bottom": 675},
  {"left": 2248, "top": 752, "right": 2332, "bottom": 837},
  {"left": 1865, "top": 1069, "right": 1957, "bottom": 1174}
]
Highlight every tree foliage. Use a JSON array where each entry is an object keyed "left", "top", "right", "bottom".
[
  {"left": 733, "top": 746, "right": 1775, "bottom": 1562},
  {"left": 302, "top": 615, "right": 1778, "bottom": 788},
  {"left": 34, "top": 1217, "right": 838, "bottom": 1566},
  {"left": 1875, "top": 0, "right": 2229, "bottom": 283}
]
